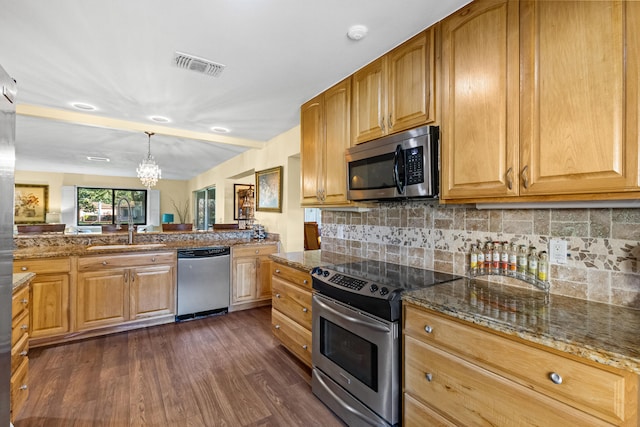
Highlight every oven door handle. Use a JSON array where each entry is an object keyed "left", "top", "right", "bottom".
[{"left": 315, "top": 296, "right": 391, "bottom": 333}]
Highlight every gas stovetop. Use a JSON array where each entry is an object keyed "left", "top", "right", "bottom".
[{"left": 311, "top": 260, "right": 462, "bottom": 322}]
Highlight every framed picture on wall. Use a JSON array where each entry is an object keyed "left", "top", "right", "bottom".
[
  {"left": 14, "top": 184, "right": 49, "bottom": 224},
  {"left": 233, "top": 184, "right": 254, "bottom": 220},
  {"left": 255, "top": 166, "right": 283, "bottom": 213}
]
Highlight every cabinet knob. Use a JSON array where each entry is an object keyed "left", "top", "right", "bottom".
[
  {"left": 21, "top": 266, "right": 27, "bottom": 271},
  {"left": 275, "top": 269, "right": 281, "bottom": 273},
  {"left": 20, "top": 350, "right": 28, "bottom": 357},
  {"left": 151, "top": 257, "right": 156, "bottom": 262},
  {"left": 102, "top": 261, "right": 108, "bottom": 265},
  {"left": 21, "top": 298, "right": 28, "bottom": 304},
  {"left": 424, "top": 325, "right": 433, "bottom": 334},
  {"left": 425, "top": 373, "right": 433, "bottom": 382},
  {"left": 274, "top": 324, "right": 280, "bottom": 329},
  {"left": 303, "top": 279, "right": 308, "bottom": 284},
  {"left": 302, "top": 345, "right": 308, "bottom": 350},
  {"left": 275, "top": 293, "right": 281, "bottom": 298},
  {"left": 302, "top": 307, "right": 308, "bottom": 313},
  {"left": 21, "top": 324, "right": 28, "bottom": 330},
  {"left": 549, "top": 372, "right": 563, "bottom": 384},
  {"left": 19, "top": 385, "right": 28, "bottom": 391}
]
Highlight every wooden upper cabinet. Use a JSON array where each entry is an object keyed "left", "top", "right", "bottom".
[
  {"left": 352, "top": 29, "right": 435, "bottom": 145},
  {"left": 300, "top": 78, "right": 352, "bottom": 206},
  {"left": 441, "top": 0, "right": 640, "bottom": 202},
  {"left": 519, "top": 0, "right": 640, "bottom": 196},
  {"left": 440, "top": 0, "right": 520, "bottom": 200}
]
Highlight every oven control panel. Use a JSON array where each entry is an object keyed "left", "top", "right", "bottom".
[{"left": 311, "top": 267, "right": 398, "bottom": 300}]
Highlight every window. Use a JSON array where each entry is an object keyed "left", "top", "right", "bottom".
[
  {"left": 195, "top": 187, "right": 215, "bottom": 230},
  {"left": 77, "top": 187, "right": 147, "bottom": 226}
]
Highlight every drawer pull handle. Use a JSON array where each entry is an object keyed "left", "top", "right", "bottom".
[
  {"left": 19, "top": 385, "right": 28, "bottom": 391},
  {"left": 275, "top": 269, "right": 281, "bottom": 273},
  {"left": 303, "top": 279, "right": 308, "bottom": 284},
  {"left": 549, "top": 372, "right": 563, "bottom": 384},
  {"left": 102, "top": 261, "right": 108, "bottom": 265},
  {"left": 302, "top": 345, "right": 308, "bottom": 350},
  {"left": 275, "top": 324, "right": 280, "bottom": 329},
  {"left": 20, "top": 351, "right": 28, "bottom": 356},
  {"left": 21, "top": 266, "right": 27, "bottom": 271},
  {"left": 275, "top": 293, "right": 281, "bottom": 298},
  {"left": 424, "top": 325, "right": 433, "bottom": 334},
  {"left": 21, "top": 325, "right": 28, "bottom": 330},
  {"left": 255, "top": 250, "right": 259, "bottom": 254},
  {"left": 21, "top": 298, "right": 28, "bottom": 304},
  {"left": 302, "top": 307, "right": 308, "bottom": 313},
  {"left": 425, "top": 373, "right": 433, "bottom": 382}
]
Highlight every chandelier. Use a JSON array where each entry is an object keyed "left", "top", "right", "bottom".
[{"left": 136, "top": 131, "right": 161, "bottom": 188}]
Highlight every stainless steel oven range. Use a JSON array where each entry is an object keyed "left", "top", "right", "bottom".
[{"left": 311, "top": 261, "right": 461, "bottom": 426}]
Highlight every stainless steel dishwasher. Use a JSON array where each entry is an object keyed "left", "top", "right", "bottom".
[{"left": 176, "top": 246, "right": 230, "bottom": 321}]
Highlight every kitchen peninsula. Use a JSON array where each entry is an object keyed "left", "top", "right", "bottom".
[{"left": 13, "top": 229, "right": 279, "bottom": 347}]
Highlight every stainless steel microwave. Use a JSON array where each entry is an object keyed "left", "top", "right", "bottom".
[{"left": 346, "top": 125, "right": 439, "bottom": 201}]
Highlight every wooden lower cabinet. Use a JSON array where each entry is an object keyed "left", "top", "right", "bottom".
[
  {"left": 271, "top": 261, "right": 313, "bottom": 366},
  {"left": 76, "top": 251, "right": 176, "bottom": 332},
  {"left": 14, "top": 257, "right": 72, "bottom": 340},
  {"left": 11, "top": 282, "right": 31, "bottom": 423},
  {"left": 403, "top": 303, "right": 639, "bottom": 426},
  {"left": 230, "top": 243, "right": 278, "bottom": 311}
]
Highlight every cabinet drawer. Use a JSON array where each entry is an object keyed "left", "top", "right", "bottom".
[
  {"left": 78, "top": 252, "right": 175, "bottom": 271},
  {"left": 10, "top": 358, "right": 28, "bottom": 421},
  {"left": 272, "top": 277, "right": 312, "bottom": 330},
  {"left": 12, "top": 285, "right": 29, "bottom": 321},
  {"left": 11, "top": 333, "right": 29, "bottom": 374},
  {"left": 14, "top": 257, "right": 71, "bottom": 274},
  {"left": 404, "top": 335, "right": 610, "bottom": 426},
  {"left": 272, "top": 263, "right": 312, "bottom": 291},
  {"left": 272, "top": 309, "right": 312, "bottom": 367},
  {"left": 233, "top": 244, "right": 278, "bottom": 258},
  {"left": 403, "top": 393, "right": 456, "bottom": 427},
  {"left": 404, "top": 305, "right": 634, "bottom": 424},
  {"left": 11, "top": 309, "right": 29, "bottom": 347}
]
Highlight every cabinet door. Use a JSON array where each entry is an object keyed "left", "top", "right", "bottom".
[
  {"left": 300, "top": 95, "right": 323, "bottom": 204},
  {"left": 352, "top": 57, "right": 386, "bottom": 144},
  {"left": 130, "top": 265, "right": 175, "bottom": 320},
  {"left": 232, "top": 256, "right": 257, "bottom": 304},
  {"left": 520, "top": 0, "right": 640, "bottom": 195},
  {"left": 440, "top": 0, "right": 520, "bottom": 200},
  {"left": 256, "top": 255, "right": 273, "bottom": 300},
  {"left": 77, "top": 269, "right": 129, "bottom": 330},
  {"left": 30, "top": 273, "right": 70, "bottom": 338},
  {"left": 322, "top": 78, "right": 351, "bottom": 204},
  {"left": 388, "top": 30, "right": 435, "bottom": 134}
]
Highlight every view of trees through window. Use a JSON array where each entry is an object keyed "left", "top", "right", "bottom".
[
  {"left": 77, "top": 187, "right": 147, "bottom": 226},
  {"left": 195, "top": 187, "right": 215, "bottom": 230}
]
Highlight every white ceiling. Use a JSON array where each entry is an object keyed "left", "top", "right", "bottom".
[{"left": 0, "top": 0, "right": 469, "bottom": 181}]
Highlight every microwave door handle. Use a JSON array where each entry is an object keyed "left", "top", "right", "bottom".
[{"left": 393, "top": 144, "right": 405, "bottom": 194}]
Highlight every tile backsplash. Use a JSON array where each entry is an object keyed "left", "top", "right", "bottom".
[{"left": 320, "top": 201, "right": 640, "bottom": 309}]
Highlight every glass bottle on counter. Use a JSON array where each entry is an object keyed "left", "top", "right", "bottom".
[
  {"left": 508, "top": 243, "right": 518, "bottom": 276},
  {"left": 537, "top": 251, "right": 549, "bottom": 283},
  {"left": 527, "top": 247, "right": 539, "bottom": 280},
  {"left": 484, "top": 242, "right": 493, "bottom": 274},
  {"left": 500, "top": 241, "right": 509, "bottom": 275},
  {"left": 469, "top": 244, "right": 479, "bottom": 276},
  {"left": 477, "top": 242, "right": 486, "bottom": 275},
  {"left": 492, "top": 242, "right": 501, "bottom": 275},
  {"left": 517, "top": 245, "right": 528, "bottom": 278}
]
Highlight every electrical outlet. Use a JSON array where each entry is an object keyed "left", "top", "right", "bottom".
[{"left": 549, "top": 239, "right": 568, "bottom": 264}]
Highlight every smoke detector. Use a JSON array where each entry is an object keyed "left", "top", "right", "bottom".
[
  {"left": 347, "top": 25, "right": 368, "bottom": 41},
  {"left": 174, "top": 51, "right": 226, "bottom": 77}
]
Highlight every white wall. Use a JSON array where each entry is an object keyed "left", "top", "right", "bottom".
[{"left": 188, "top": 126, "right": 304, "bottom": 252}]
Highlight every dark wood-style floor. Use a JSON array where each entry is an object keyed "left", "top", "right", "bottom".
[{"left": 14, "top": 307, "right": 345, "bottom": 427}]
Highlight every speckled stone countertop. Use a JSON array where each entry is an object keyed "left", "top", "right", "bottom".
[
  {"left": 13, "top": 272, "right": 35, "bottom": 292},
  {"left": 269, "top": 250, "right": 364, "bottom": 272},
  {"left": 13, "top": 230, "right": 280, "bottom": 259},
  {"left": 404, "top": 277, "right": 640, "bottom": 374}
]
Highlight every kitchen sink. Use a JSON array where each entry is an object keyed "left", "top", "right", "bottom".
[{"left": 87, "top": 243, "right": 167, "bottom": 250}]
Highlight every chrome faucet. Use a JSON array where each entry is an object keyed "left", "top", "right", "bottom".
[{"left": 116, "top": 197, "right": 135, "bottom": 244}]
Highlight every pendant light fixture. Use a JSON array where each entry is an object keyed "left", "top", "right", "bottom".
[{"left": 136, "top": 131, "right": 161, "bottom": 188}]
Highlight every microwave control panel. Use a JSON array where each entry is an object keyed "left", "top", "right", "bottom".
[{"left": 405, "top": 146, "right": 424, "bottom": 185}]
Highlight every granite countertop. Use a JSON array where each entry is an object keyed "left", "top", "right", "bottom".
[
  {"left": 13, "top": 272, "right": 35, "bottom": 292},
  {"left": 404, "top": 278, "right": 640, "bottom": 374},
  {"left": 13, "top": 234, "right": 280, "bottom": 260},
  {"left": 269, "top": 250, "right": 364, "bottom": 272}
]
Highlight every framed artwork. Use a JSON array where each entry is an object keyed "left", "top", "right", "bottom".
[
  {"left": 255, "top": 166, "right": 283, "bottom": 213},
  {"left": 233, "top": 184, "right": 254, "bottom": 220},
  {"left": 14, "top": 184, "right": 49, "bottom": 224}
]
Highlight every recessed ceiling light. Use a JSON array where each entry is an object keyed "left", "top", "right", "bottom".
[
  {"left": 71, "top": 102, "right": 97, "bottom": 111},
  {"left": 211, "top": 126, "right": 230, "bottom": 133},
  {"left": 347, "top": 25, "right": 368, "bottom": 41},
  {"left": 149, "top": 115, "right": 171, "bottom": 123},
  {"left": 87, "top": 156, "right": 110, "bottom": 162}
]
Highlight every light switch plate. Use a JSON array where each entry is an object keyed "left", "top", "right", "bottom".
[{"left": 549, "top": 239, "right": 568, "bottom": 264}]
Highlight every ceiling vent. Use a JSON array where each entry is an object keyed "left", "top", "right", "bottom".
[{"left": 174, "top": 51, "right": 225, "bottom": 77}]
